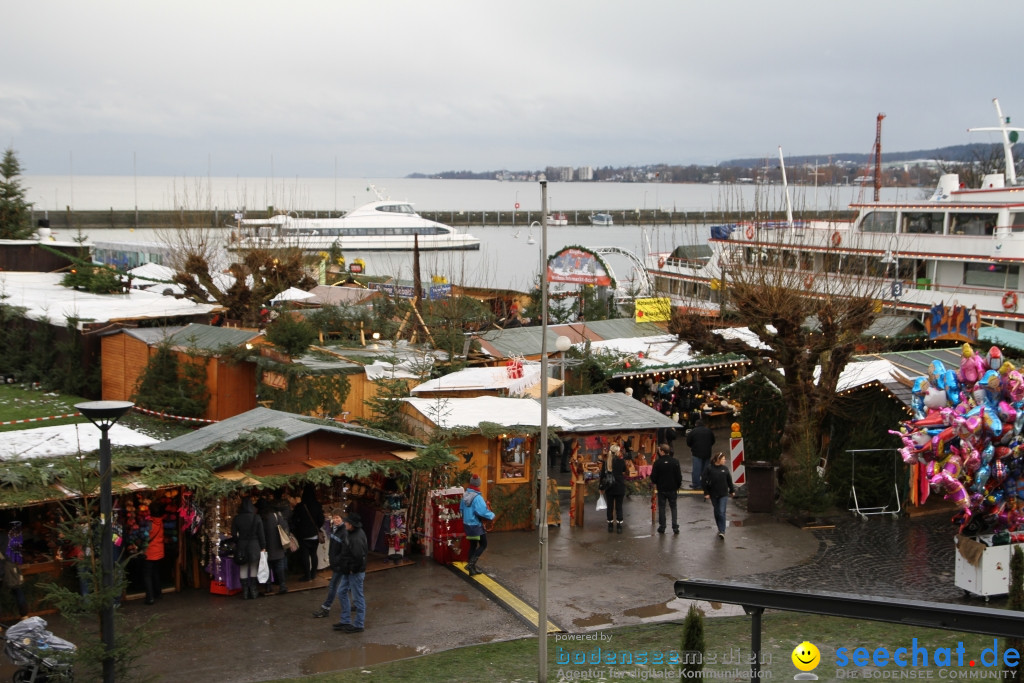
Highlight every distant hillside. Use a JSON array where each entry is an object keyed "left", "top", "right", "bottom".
[
  {"left": 412, "top": 142, "right": 1021, "bottom": 180},
  {"left": 720, "top": 143, "right": 1020, "bottom": 167}
]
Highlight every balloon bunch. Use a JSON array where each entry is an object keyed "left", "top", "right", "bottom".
[{"left": 890, "top": 343, "right": 1024, "bottom": 536}]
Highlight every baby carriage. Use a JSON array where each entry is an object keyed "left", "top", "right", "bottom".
[{"left": 3, "top": 617, "right": 75, "bottom": 682}]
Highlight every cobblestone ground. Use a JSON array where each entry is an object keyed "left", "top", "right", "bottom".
[{"left": 744, "top": 510, "right": 973, "bottom": 604}]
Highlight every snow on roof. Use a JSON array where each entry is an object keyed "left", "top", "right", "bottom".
[
  {"left": 585, "top": 334, "right": 695, "bottom": 367},
  {"left": 404, "top": 396, "right": 569, "bottom": 430},
  {"left": 834, "top": 359, "right": 899, "bottom": 393},
  {"left": 0, "top": 272, "right": 216, "bottom": 327},
  {"left": 410, "top": 363, "right": 543, "bottom": 396},
  {"left": 1, "top": 423, "right": 158, "bottom": 460}
]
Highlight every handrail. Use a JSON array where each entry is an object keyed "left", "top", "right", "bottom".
[{"left": 675, "top": 578, "right": 1024, "bottom": 678}]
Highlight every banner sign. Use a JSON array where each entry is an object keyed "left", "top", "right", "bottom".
[
  {"left": 547, "top": 247, "right": 612, "bottom": 286},
  {"left": 925, "top": 303, "right": 979, "bottom": 342},
  {"left": 634, "top": 297, "right": 672, "bottom": 323},
  {"left": 368, "top": 282, "right": 451, "bottom": 300}
]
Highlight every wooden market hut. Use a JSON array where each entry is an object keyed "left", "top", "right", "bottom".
[
  {"left": 401, "top": 395, "right": 550, "bottom": 531},
  {"left": 101, "top": 323, "right": 262, "bottom": 421},
  {"left": 152, "top": 407, "right": 426, "bottom": 572}
]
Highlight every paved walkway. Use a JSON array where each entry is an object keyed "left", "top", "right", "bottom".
[{"left": 0, "top": 488, "right": 975, "bottom": 682}]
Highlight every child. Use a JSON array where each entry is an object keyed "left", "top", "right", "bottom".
[{"left": 701, "top": 451, "right": 735, "bottom": 539}]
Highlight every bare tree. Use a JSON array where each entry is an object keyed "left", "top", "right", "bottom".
[
  {"left": 669, "top": 229, "right": 884, "bottom": 480},
  {"left": 155, "top": 182, "right": 317, "bottom": 327}
]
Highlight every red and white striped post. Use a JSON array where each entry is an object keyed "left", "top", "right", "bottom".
[{"left": 730, "top": 422, "right": 746, "bottom": 486}]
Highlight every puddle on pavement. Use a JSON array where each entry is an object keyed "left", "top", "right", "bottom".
[
  {"left": 301, "top": 643, "right": 421, "bottom": 674},
  {"left": 624, "top": 602, "right": 674, "bottom": 619},
  {"left": 573, "top": 613, "right": 613, "bottom": 628}
]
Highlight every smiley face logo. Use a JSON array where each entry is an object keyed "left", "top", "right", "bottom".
[{"left": 791, "top": 641, "right": 820, "bottom": 672}]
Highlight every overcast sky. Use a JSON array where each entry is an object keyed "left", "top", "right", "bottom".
[{"left": 2, "top": 1, "right": 1020, "bottom": 178}]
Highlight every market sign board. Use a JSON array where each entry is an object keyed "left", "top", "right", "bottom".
[
  {"left": 634, "top": 297, "right": 672, "bottom": 323},
  {"left": 368, "top": 282, "right": 452, "bottom": 300},
  {"left": 547, "top": 247, "right": 612, "bottom": 287},
  {"left": 925, "top": 303, "right": 979, "bottom": 342}
]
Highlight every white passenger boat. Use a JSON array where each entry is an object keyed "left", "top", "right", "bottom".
[
  {"left": 229, "top": 198, "right": 480, "bottom": 252},
  {"left": 648, "top": 99, "right": 1024, "bottom": 330},
  {"left": 589, "top": 213, "right": 614, "bottom": 226}
]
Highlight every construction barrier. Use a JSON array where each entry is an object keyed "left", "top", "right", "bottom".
[{"left": 730, "top": 425, "right": 746, "bottom": 486}]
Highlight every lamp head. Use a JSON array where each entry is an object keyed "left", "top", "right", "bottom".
[
  {"left": 76, "top": 401, "right": 134, "bottom": 428},
  {"left": 555, "top": 336, "right": 572, "bottom": 352}
]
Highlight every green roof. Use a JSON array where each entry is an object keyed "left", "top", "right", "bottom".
[{"left": 166, "top": 323, "right": 261, "bottom": 352}]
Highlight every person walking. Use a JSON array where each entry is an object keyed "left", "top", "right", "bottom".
[
  {"left": 258, "top": 497, "right": 288, "bottom": 595},
  {"left": 231, "top": 497, "right": 266, "bottom": 599},
  {"left": 293, "top": 484, "right": 324, "bottom": 582},
  {"left": 314, "top": 509, "right": 347, "bottom": 618},
  {"left": 685, "top": 419, "right": 716, "bottom": 490},
  {"left": 460, "top": 474, "right": 496, "bottom": 575},
  {"left": 650, "top": 443, "right": 683, "bottom": 534},
  {"left": 702, "top": 451, "right": 736, "bottom": 539},
  {"left": 332, "top": 512, "right": 368, "bottom": 633},
  {"left": 602, "top": 444, "right": 627, "bottom": 534},
  {"left": 142, "top": 502, "right": 165, "bottom": 605}
]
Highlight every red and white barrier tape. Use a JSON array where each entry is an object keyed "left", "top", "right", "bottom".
[
  {"left": 0, "top": 412, "right": 81, "bottom": 426},
  {"left": 0, "top": 407, "right": 218, "bottom": 426},
  {"left": 131, "top": 406, "right": 218, "bottom": 423}
]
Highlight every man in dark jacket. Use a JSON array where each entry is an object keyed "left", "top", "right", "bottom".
[
  {"left": 649, "top": 443, "right": 683, "bottom": 534},
  {"left": 332, "top": 512, "right": 368, "bottom": 633},
  {"left": 685, "top": 419, "right": 716, "bottom": 490}
]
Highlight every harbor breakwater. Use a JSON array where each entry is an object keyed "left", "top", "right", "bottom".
[{"left": 34, "top": 207, "right": 855, "bottom": 233}]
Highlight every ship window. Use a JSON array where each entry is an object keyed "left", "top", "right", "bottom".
[
  {"left": 902, "top": 212, "right": 943, "bottom": 234},
  {"left": 950, "top": 213, "right": 997, "bottom": 236},
  {"left": 860, "top": 211, "right": 896, "bottom": 233},
  {"left": 965, "top": 263, "right": 1019, "bottom": 289}
]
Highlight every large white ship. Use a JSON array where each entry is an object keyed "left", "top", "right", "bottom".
[
  {"left": 648, "top": 99, "right": 1024, "bottom": 331},
  {"left": 229, "top": 194, "right": 479, "bottom": 252}
]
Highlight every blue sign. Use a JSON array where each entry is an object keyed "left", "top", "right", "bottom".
[{"left": 891, "top": 281, "right": 903, "bottom": 299}]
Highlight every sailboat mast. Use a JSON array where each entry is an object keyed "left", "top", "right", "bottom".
[{"left": 778, "top": 146, "right": 793, "bottom": 228}]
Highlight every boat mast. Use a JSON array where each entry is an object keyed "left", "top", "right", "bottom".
[
  {"left": 967, "top": 98, "right": 1024, "bottom": 186},
  {"left": 778, "top": 146, "right": 793, "bottom": 228},
  {"left": 873, "top": 113, "right": 885, "bottom": 202}
]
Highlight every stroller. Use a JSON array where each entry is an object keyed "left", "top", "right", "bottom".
[{"left": 3, "top": 617, "right": 75, "bottom": 682}]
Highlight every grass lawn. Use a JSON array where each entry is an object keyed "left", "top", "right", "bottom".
[
  {"left": 0, "top": 384, "right": 91, "bottom": 432},
  {"left": 0, "top": 384, "right": 193, "bottom": 440},
  {"left": 275, "top": 612, "right": 1018, "bottom": 682}
]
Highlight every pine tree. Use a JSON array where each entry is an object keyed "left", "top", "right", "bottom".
[
  {"left": 681, "top": 603, "right": 705, "bottom": 681},
  {"left": 132, "top": 342, "right": 210, "bottom": 418},
  {"left": 0, "top": 148, "right": 34, "bottom": 240}
]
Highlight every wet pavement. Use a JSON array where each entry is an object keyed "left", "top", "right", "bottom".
[{"left": 0, "top": 482, "right": 977, "bottom": 682}]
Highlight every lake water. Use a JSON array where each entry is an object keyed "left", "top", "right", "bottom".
[{"left": 26, "top": 174, "right": 923, "bottom": 291}]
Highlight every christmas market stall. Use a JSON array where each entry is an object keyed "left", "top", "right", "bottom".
[
  {"left": 546, "top": 392, "right": 684, "bottom": 527},
  {"left": 0, "top": 420, "right": 187, "bottom": 617},
  {"left": 401, "top": 395, "right": 560, "bottom": 532},
  {"left": 150, "top": 406, "right": 453, "bottom": 593}
]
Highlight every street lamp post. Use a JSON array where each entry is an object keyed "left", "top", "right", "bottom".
[
  {"left": 538, "top": 179, "right": 550, "bottom": 683},
  {"left": 556, "top": 336, "right": 571, "bottom": 396},
  {"left": 76, "top": 400, "right": 134, "bottom": 683}
]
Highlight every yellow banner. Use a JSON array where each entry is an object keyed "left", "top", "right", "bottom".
[{"left": 634, "top": 297, "right": 672, "bottom": 323}]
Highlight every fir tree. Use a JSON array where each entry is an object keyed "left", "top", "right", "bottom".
[
  {"left": 0, "top": 147, "right": 34, "bottom": 240},
  {"left": 681, "top": 603, "right": 705, "bottom": 681},
  {"left": 132, "top": 342, "right": 210, "bottom": 417}
]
